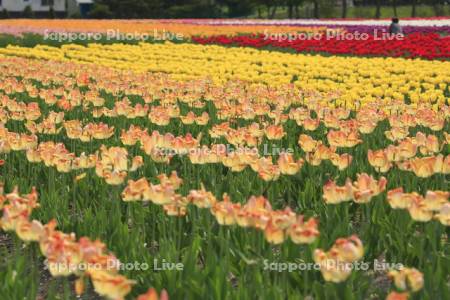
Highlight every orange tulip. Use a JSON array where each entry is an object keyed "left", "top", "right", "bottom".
[
  {"left": 415, "top": 132, "right": 440, "bottom": 155},
  {"left": 323, "top": 179, "right": 353, "bottom": 204},
  {"left": 323, "top": 113, "right": 340, "bottom": 129},
  {"left": 39, "top": 225, "right": 82, "bottom": 276},
  {"left": 332, "top": 235, "right": 364, "bottom": 263},
  {"left": 314, "top": 235, "right": 363, "bottom": 283},
  {"left": 163, "top": 195, "right": 188, "bottom": 217},
  {"left": 16, "top": 219, "right": 44, "bottom": 242},
  {"left": 386, "top": 292, "right": 409, "bottom": 300},
  {"left": 287, "top": 216, "right": 319, "bottom": 244},
  {"left": 209, "top": 122, "right": 230, "bottom": 138},
  {"left": 327, "top": 130, "right": 361, "bottom": 148},
  {"left": 330, "top": 153, "right": 353, "bottom": 170},
  {"left": 222, "top": 152, "right": 248, "bottom": 172},
  {"left": 255, "top": 158, "right": 281, "bottom": 181},
  {"left": 1, "top": 203, "right": 29, "bottom": 232},
  {"left": 187, "top": 185, "right": 217, "bottom": 208},
  {"left": 408, "top": 196, "right": 433, "bottom": 222},
  {"left": 298, "top": 134, "right": 320, "bottom": 153},
  {"left": 211, "top": 194, "right": 240, "bottom": 225},
  {"left": 352, "top": 173, "right": 387, "bottom": 204},
  {"left": 422, "top": 191, "right": 448, "bottom": 212},
  {"left": 385, "top": 127, "right": 409, "bottom": 142},
  {"left": 368, "top": 149, "right": 392, "bottom": 172},
  {"left": 387, "top": 188, "right": 416, "bottom": 209},
  {"left": 357, "top": 119, "right": 378, "bottom": 134},
  {"left": 434, "top": 203, "right": 450, "bottom": 226},
  {"left": 264, "top": 221, "right": 286, "bottom": 244},
  {"left": 388, "top": 268, "right": 424, "bottom": 292},
  {"left": 120, "top": 125, "right": 147, "bottom": 146},
  {"left": 277, "top": 152, "right": 304, "bottom": 175},
  {"left": 196, "top": 112, "right": 209, "bottom": 125},
  {"left": 137, "top": 288, "right": 169, "bottom": 300},
  {"left": 409, "top": 155, "right": 443, "bottom": 178},
  {"left": 180, "top": 111, "right": 196, "bottom": 125},
  {"left": 303, "top": 118, "right": 320, "bottom": 131},
  {"left": 72, "top": 153, "right": 97, "bottom": 170},
  {"left": 264, "top": 208, "right": 296, "bottom": 244},
  {"left": 265, "top": 124, "right": 285, "bottom": 140},
  {"left": 235, "top": 195, "right": 272, "bottom": 229},
  {"left": 444, "top": 132, "right": 450, "bottom": 144},
  {"left": 320, "top": 144, "right": 337, "bottom": 160},
  {"left": 87, "top": 269, "right": 135, "bottom": 300},
  {"left": 122, "top": 178, "right": 151, "bottom": 202},
  {"left": 130, "top": 156, "right": 144, "bottom": 172},
  {"left": 103, "top": 170, "right": 128, "bottom": 186},
  {"left": 443, "top": 155, "right": 450, "bottom": 174},
  {"left": 143, "top": 183, "right": 177, "bottom": 205},
  {"left": 313, "top": 249, "right": 353, "bottom": 283},
  {"left": 289, "top": 107, "right": 310, "bottom": 122}
]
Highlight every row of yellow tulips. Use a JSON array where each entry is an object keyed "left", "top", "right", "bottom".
[{"left": 0, "top": 43, "right": 448, "bottom": 110}]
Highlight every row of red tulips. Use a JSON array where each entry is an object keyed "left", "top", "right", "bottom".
[{"left": 192, "top": 32, "right": 450, "bottom": 60}]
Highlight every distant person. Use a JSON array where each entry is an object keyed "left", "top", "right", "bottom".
[{"left": 389, "top": 18, "right": 402, "bottom": 35}]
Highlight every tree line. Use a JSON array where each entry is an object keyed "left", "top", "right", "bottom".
[
  {"left": 88, "top": 0, "right": 449, "bottom": 19},
  {"left": 1, "top": 0, "right": 448, "bottom": 19}
]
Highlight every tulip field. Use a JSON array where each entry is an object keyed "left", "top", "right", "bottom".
[{"left": 0, "top": 18, "right": 449, "bottom": 300}]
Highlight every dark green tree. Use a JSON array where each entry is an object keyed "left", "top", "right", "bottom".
[
  {"left": 411, "top": 0, "right": 418, "bottom": 17},
  {"left": 23, "top": 5, "right": 34, "bottom": 18},
  {"left": 342, "top": 0, "right": 347, "bottom": 18},
  {"left": 93, "top": 0, "right": 162, "bottom": 18},
  {"left": 88, "top": 3, "right": 114, "bottom": 18},
  {"left": 93, "top": 0, "right": 221, "bottom": 18},
  {"left": 0, "top": 9, "right": 9, "bottom": 19},
  {"left": 254, "top": 0, "right": 285, "bottom": 19},
  {"left": 312, "top": 0, "right": 319, "bottom": 18},
  {"left": 49, "top": 5, "right": 56, "bottom": 19},
  {"left": 431, "top": 0, "right": 445, "bottom": 16},
  {"left": 165, "top": 0, "right": 220, "bottom": 18},
  {"left": 375, "top": 0, "right": 381, "bottom": 18},
  {"left": 286, "top": 0, "right": 303, "bottom": 18},
  {"left": 391, "top": 0, "right": 398, "bottom": 17},
  {"left": 216, "top": 0, "right": 255, "bottom": 17}
]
